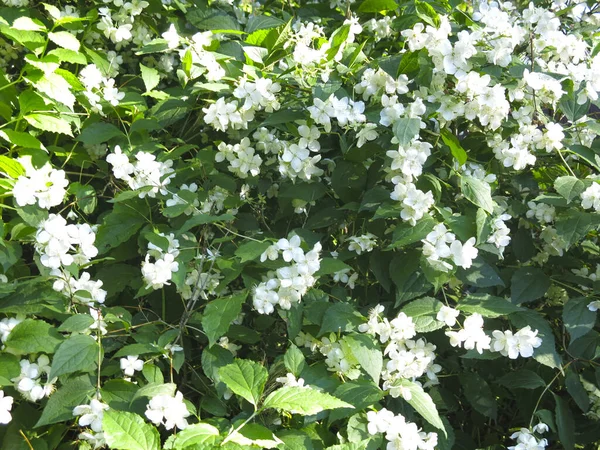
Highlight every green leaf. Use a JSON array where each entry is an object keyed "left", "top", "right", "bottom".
[
  {"left": 35, "top": 376, "right": 95, "bottom": 427},
  {"left": 5, "top": 319, "right": 63, "bottom": 355},
  {"left": 497, "top": 369, "right": 546, "bottom": 390},
  {"left": 559, "top": 94, "right": 589, "bottom": 122},
  {"left": 77, "top": 122, "right": 124, "bottom": 145},
  {"left": 393, "top": 380, "right": 446, "bottom": 434},
  {"left": 553, "top": 394, "right": 575, "bottom": 450},
  {"left": 188, "top": 8, "right": 241, "bottom": 31},
  {"left": 0, "top": 353, "right": 21, "bottom": 387},
  {"left": 284, "top": 344, "right": 306, "bottom": 377},
  {"left": 341, "top": 334, "right": 383, "bottom": 384},
  {"left": 114, "top": 343, "right": 162, "bottom": 358},
  {"left": 100, "top": 380, "right": 139, "bottom": 410},
  {"left": 457, "top": 258, "right": 504, "bottom": 288},
  {"left": 315, "top": 258, "right": 352, "bottom": 276},
  {"left": 440, "top": 129, "right": 467, "bottom": 165},
  {"left": 95, "top": 199, "right": 148, "bottom": 254},
  {"left": 277, "top": 430, "right": 314, "bottom": 450},
  {"left": 565, "top": 369, "right": 589, "bottom": 412},
  {"left": 103, "top": 410, "right": 161, "bottom": 450},
  {"left": 358, "top": 0, "right": 398, "bottom": 13},
  {"left": 235, "top": 240, "right": 270, "bottom": 263},
  {"left": 457, "top": 293, "right": 524, "bottom": 318},
  {"left": 180, "top": 213, "right": 235, "bottom": 233},
  {"left": 0, "top": 129, "right": 45, "bottom": 150},
  {"left": 131, "top": 383, "right": 176, "bottom": 402},
  {"left": 13, "top": 17, "right": 46, "bottom": 31},
  {"left": 319, "top": 303, "right": 365, "bottom": 336},
  {"left": 555, "top": 210, "right": 600, "bottom": 248},
  {"left": 511, "top": 267, "right": 550, "bottom": 304},
  {"left": 202, "top": 293, "right": 247, "bottom": 347},
  {"left": 142, "top": 364, "right": 164, "bottom": 384},
  {"left": 47, "top": 48, "right": 87, "bottom": 64},
  {"left": 388, "top": 216, "right": 436, "bottom": 249},
  {"left": 554, "top": 176, "right": 585, "bottom": 204},
  {"left": 262, "top": 386, "right": 353, "bottom": 415},
  {"left": 140, "top": 63, "right": 160, "bottom": 92},
  {"left": 49, "top": 334, "right": 98, "bottom": 379},
  {"left": 219, "top": 359, "right": 268, "bottom": 407},
  {"left": 30, "top": 72, "right": 76, "bottom": 109},
  {"left": 392, "top": 118, "right": 421, "bottom": 147},
  {"left": 390, "top": 251, "right": 431, "bottom": 306},
  {"left": 563, "top": 297, "right": 596, "bottom": 342},
  {"left": 460, "top": 176, "right": 494, "bottom": 213},
  {"left": 69, "top": 182, "right": 97, "bottom": 215},
  {"left": 165, "top": 423, "right": 221, "bottom": 449},
  {"left": 0, "top": 154, "right": 25, "bottom": 178},
  {"left": 48, "top": 31, "right": 80, "bottom": 51},
  {"left": 245, "top": 15, "right": 285, "bottom": 33},
  {"left": 24, "top": 114, "right": 72, "bottom": 136},
  {"left": 401, "top": 297, "right": 445, "bottom": 332},
  {"left": 229, "top": 423, "right": 282, "bottom": 448},
  {"left": 330, "top": 380, "right": 384, "bottom": 422},
  {"left": 460, "top": 372, "right": 497, "bottom": 420}
]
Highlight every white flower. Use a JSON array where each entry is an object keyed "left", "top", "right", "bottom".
[
  {"left": 145, "top": 391, "right": 190, "bottom": 430},
  {"left": 436, "top": 306, "right": 460, "bottom": 327},
  {"left": 275, "top": 373, "right": 307, "bottom": 388},
  {"left": 347, "top": 233, "right": 377, "bottom": 255},
  {"left": 581, "top": 183, "right": 600, "bottom": 212},
  {"left": 446, "top": 313, "right": 490, "bottom": 354},
  {"left": 366, "top": 408, "right": 395, "bottom": 435},
  {"left": 73, "top": 399, "right": 109, "bottom": 432},
  {"left": 12, "top": 158, "right": 68, "bottom": 209},
  {"left": 0, "top": 390, "right": 13, "bottom": 424},
  {"left": 0, "top": 316, "right": 23, "bottom": 343},
  {"left": 450, "top": 237, "right": 478, "bottom": 269},
  {"left": 162, "top": 24, "right": 180, "bottom": 49},
  {"left": 588, "top": 300, "right": 600, "bottom": 312},
  {"left": 120, "top": 355, "right": 144, "bottom": 376}
]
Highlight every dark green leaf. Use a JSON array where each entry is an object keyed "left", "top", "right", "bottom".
[
  {"left": 511, "top": 267, "right": 550, "bottom": 304},
  {"left": 50, "top": 334, "right": 98, "bottom": 379},
  {"left": 202, "top": 292, "right": 247, "bottom": 347},
  {"left": 563, "top": 297, "right": 596, "bottom": 342}
]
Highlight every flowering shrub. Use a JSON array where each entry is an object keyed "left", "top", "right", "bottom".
[{"left": 0, "top": 0, "right": 600, "bottom": 448}]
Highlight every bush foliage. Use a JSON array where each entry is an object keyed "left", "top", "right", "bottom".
[{"left": 0, "top": 0, "right": 600, "bottom": 448}]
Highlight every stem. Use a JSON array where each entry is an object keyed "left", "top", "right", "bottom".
[
  {"left": 528, "top": 360, "right": 574, "bottom": 428},
  {"left": 19, "top": 430, "right": 34, "bottom": 450},
  {"left": 221, "top": 412, "right": 257, "bottom": 445}
]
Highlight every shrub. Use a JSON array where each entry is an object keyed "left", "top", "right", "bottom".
[{"left": 0, "top": 0, "right": 599, "bottom": 448}]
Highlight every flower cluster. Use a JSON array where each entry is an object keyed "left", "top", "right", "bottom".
[
  {"left": 35, "top": 214, "right": 98, "bottom": 269},
  {"left": 145, "top": 391, "right": 190, "bottom": 430},
  {"left": 422, "top": 224, "right": 478, "bottom": 271},
  {"left": 79, "top": 64, "right": 125, "bottom": 112},
  {"left": 360, "top": 306, "right": 441, "bottom": 393},
  {"left": 508, "top": 424, "right": 549, "bottom": 450},
  {"left": 107, "top": 146, "right": 175, "bottom": 198},
  {"left": 51, "top": 271, "right": 107, "bottom": 306},
  {"left": 253, "top": 235, "right": 321, "bottom": 314},
  {"left": 11, "top": 158, "right": 68, "bottom": 209},
  {"left": 367, "top": 408, "right": 438, "bottom": 450},
  {"left": 491, "top": 326, "right": 543, "bottom": 359},
  {"left": 12, "top": 355, "right": 56, "bottom": 402},
  {"left": 73, "top": 398, "right": 109, "bottom": 449},
  {"left": 445, "top": 313, "right": 491, "bottom": 354},
  {"left": 141, "top": 233, "right": 180, "bottom": 290}
]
